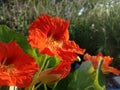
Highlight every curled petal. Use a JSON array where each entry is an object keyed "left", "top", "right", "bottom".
[{"left": 39, "top": 61, "right": 71, "bottom": 84}]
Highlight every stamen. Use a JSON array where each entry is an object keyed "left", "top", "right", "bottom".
[{"left": 2, "top": 57, "right": 7, "bottom": 65}]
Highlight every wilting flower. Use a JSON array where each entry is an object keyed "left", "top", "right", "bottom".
[
  {"left": 27, "top": 14, "right": 85, "bottom": 62},
  {"left": 84, "top": 53, "right": 120, "bottom": 75},
  {"left": 0, "top": 41, "right": 38, "bottom": 87},
  {"left": 38, "top": 61, "right": 71, "bottom": 84}
]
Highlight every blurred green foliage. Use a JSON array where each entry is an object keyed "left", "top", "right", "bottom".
[
  {"left": 0, "top": 0, "right": 120, "bottom": 69},
  {"left": 70, "top": 1, "right": 120, "bottom": 69}
]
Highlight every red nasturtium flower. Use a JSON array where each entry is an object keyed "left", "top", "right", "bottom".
[
  {"left": 84, "top": 53, "right": 120, "bottom": 75},
  {"left": 38, "top": 61, "right": 71, "bottom": 84},
  {"left": 27, "top": 14, "right": 85, "bottom": 83},
  {"left": 27, "top": 14, "right": 85, "bottom": 62},
  {"left": 0, "top": 41, "right": 38, "bottom": 87}
]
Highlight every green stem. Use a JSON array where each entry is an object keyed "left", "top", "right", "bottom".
[
  {"left": 44, "top": 84, "right": 47, "bottom": 90},
  {"left": 31, "top": 85, "right": 35, "bottom": 90},
  {"left": 39, "top": 54, "right": 48, "bottom": 72},
  {"left": 25, "top": 54, "right": 48, "bottom": 90},
  {"left": 44, "top": 60, "right": 50, "bottom": 70},
  {"left": 96, "top": 57, "right": 103, "bottom": 74},
  {"left": 35, "top": 83, "right": 42, "bottom": 90},
  {"left": 52, "top": 82, "right": 58, "bottom": 90}
]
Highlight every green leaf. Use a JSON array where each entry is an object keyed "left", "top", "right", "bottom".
[
  {"left": 0, "top": 25, "right": 38, "bottom": 61},
  {"left": 38, "top": 54, "right": 60, "bottom": 69},
  {"left": 0, "top": 25, "right": 29, "bottom": 50},
  {"left": 68, "top": 61, "right": 95, "bottom": 90},
  {"left": 46, "top": 56, "right": 60, "bottom": 68},
  {"left": 67, "top": 61, "right": 105, "bottom": 90}
]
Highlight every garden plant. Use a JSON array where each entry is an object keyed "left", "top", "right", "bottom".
[{"left": 0, "top": 0, "right": 120, "bottom": 90}]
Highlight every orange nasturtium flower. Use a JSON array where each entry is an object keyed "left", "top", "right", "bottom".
[
  {"left": 0, "top": 41, "right": 38, "bottom": 87},
  {"left": 27, "top": 14, "right": 85, "bottom": 83},
  {"left": 27, "top": 14, "right": 85, "bottom": 62},
  {"left": 38, "top": 61, "right": 71, "bottom": 84},
  {"left": 84, "top": 53, "right": 120, "bottom": 75}
]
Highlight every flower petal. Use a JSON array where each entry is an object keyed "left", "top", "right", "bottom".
[
  {"left": 84, "top": 52, "right": 120, "bottom": 75},
  {"left": 29, "top": 14, "right": 69, "bottom": 41},
  {"left": 39, "top": 61, "right": 71, "bottom": 84},
  {"left": 0, "top": 41, "right": 38, "bottom": 87},
  {"left": 62, "top": 41, "right": 85, "bottom": 54},
  {"left": 27, "top": 28, "right": 47, "bottom": 52}
]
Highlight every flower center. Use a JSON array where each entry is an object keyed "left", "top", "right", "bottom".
[
  {"left": 1, "top": 57, "right": 16, "bottom": 73},
  {"left": 48, "top": 35, "right": 62, "bottom": 48}
]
